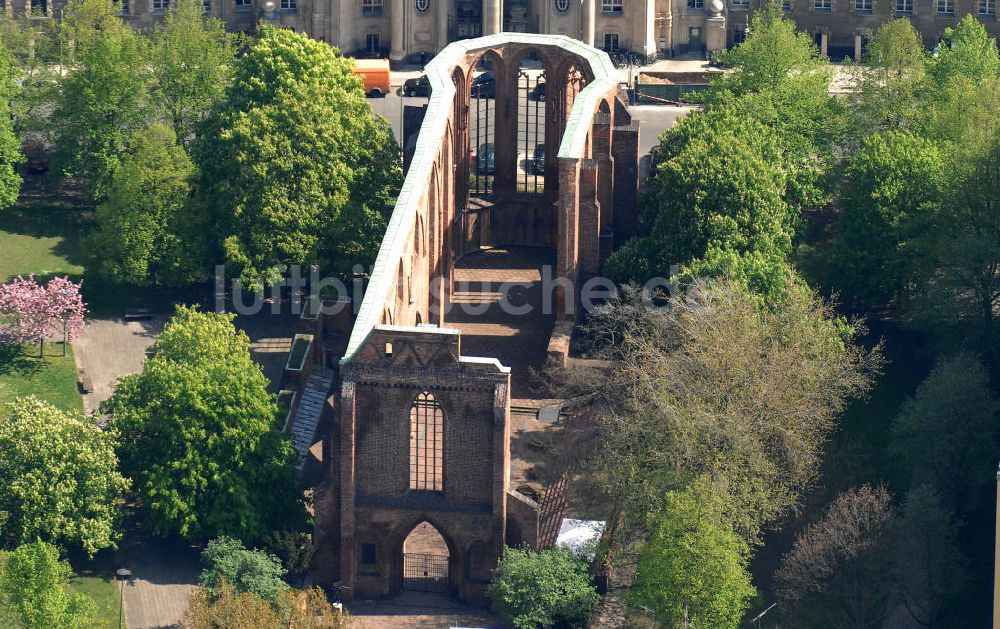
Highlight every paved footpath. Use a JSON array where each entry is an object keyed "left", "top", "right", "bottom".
[
  {"left": 349, "top": 592, "right": 509, "bottom": 629},
  {"left": 118, "top": 536, "right": 200, "bottom": 629},
  {"left": 73, "top": 317, "right": 166, "bottom": 414}
]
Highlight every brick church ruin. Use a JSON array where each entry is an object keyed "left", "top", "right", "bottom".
[{"left": 309, "top": 33, "right": 640, "bottom": 604}]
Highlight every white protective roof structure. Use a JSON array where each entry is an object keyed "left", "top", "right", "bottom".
[
  {"left": 556, "top": 518, "right": 606, "bottom": 559},
  {"left": 342, "top": 34, "right": 618, "bottom": 364}
]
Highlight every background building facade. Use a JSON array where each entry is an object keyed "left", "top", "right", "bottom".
[{"left": 19, "top": 0, "right": 999, "bottom": 62}]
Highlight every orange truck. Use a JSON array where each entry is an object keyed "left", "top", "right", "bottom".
[{"left": 353, "top": 58, "right": 391, "bottom": 98}]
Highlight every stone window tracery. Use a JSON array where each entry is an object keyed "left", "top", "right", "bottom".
[{"left": 409, "top": 391, "right": 443, "bottom": 492}]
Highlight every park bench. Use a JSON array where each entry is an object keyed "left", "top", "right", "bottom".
[
  {"left": 78, "top": 370, "right": 93, "bottom": 394},
  {"left": 124, "top": 308, "right": 152, "bottom": 321}
]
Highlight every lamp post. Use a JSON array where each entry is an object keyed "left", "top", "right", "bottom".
[{"left": 115, "top": 568, "right": 131, "bottom": 629}]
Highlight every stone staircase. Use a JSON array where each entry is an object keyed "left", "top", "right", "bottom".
[{"left": 289, "top": 369, "right": 334, "bottom": 470}]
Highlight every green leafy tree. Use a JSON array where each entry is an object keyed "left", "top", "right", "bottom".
[
  {"left": 607, "top": 110, "right": 795, "bottom": 303},
  {"left": 0, "top": 541, "right": 98, "bottom": 629},
  {"left": 0, "top": 396, "right": 128, "bottom": 555},
  {"left": 850, "top": 18, "right": 928, "bottom": 139},
  {"left": 566, "top": 281, "right": 877, "bottom": 546},
  {"left": 150, "top": 0, "right": 233, "bottom": 144},
  {"left": 710, "top": 2, "right": 822, "bottom": 97},
  {"left": 486, "top": 547, "right": 598, "bottom": 629},
  {"left": 199, "top": 537, "right": 288, "bottom": 604},
  {"left": 192, "top": 25, "right": 401, "bottom": 289},
  {"left": 0, "top": 18, "right": 60, "bottom": 144},
  {"left": 90, "top": 124, "right": 196, "bottom": 286},
  {"left": 929, "top": 14, "right": 1000, "bottom": 87},
  {"left": 889, "top": 353, "right": 998, "bottom": 511},
  {"left": 103, "top": 306, "right": 303, "bottom": 542},
  {"left": 0, "top": 41, "right": 22, "bottom": 211},
  {"left": 52, "top": 0, "right": 149, "bottom": 199},
  {"left": 262, "top": 531, "right": 315, "bottom": 581},
  {"left": 631, "top": 479, "right": 755, "bottom": 629},
  {"left": 837, "top": 130, "right": 944, "bottom": 305},
  {"left": 911, "top": 104, "right": 1000, "bottom": 347}
]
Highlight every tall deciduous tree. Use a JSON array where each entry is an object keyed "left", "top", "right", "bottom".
[
  {"left": 929, "top": 14, "right": 1000, "bottom": 87},
  {"left": 192, "top": 25, "right": 401, "bottom": 289},
  {"left": 150, "top": 0, "right": 233, "bottom": 144},
  {"left": 0, "top": 17, "right": 60, "bottom": 144},
  {"left": 0, "top": 396, "right": 127, "bottom": 555},
  {"left": 710, "top": 2, "right": 822, "bottom": 97},
  {"left": 912, "top": 108, "right": 1000, "bottom": 347},
  {"left": 889, "top": 352, "right": 998, "bottom": 512},
  {"left": 566, "top": 281, "right": 877, "bottom": 546},
  {"left": 0, "top": 41, "right": 22, "bottom": 211},
  {"left": 776, "top": 485, "right": 896, "bottom": 628},
  {"left": 103, "top": 306, "right": 303, "bottom": 542},
  {"left": 889, "top": 485, "right": 966, "bottom": 627},
  {"left": 631, "top": 478, "right": 755, "bottom": 629},
  {"left": 837, "top": 130, "right": 943, "bottom": 305},
  {"left": 606, "top": 111, "right": 795, "bottom": 303},
  {"left": 0, "top": 541, "right": 98, "bottom": 629},
  {"left": 91, "top": 124, "right": 197, "bottom": 286},
  {"left": 52, "top": 0, "right": 149, "bottom": 199},
  {"left": 850, "top": 18, "right": 928, "bottom": 140}
]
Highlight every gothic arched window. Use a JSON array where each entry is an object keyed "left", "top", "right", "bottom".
[
  {"left": 409, "top": 391, "right": 443, "bottom": 491},
  {"left": 555, "top": 0, "right": 570, "bottom": 12},
  {"left": 416, "top": 0, "right": 430, "bottom": 12}
]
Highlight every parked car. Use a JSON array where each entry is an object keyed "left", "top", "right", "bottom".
[
  {"left": 402, "top": 75, "right": 431, "bottom": 97},
  {"left": 477, "top": 143, "right": 495, "bottom": 175},
  {"left": 471, "top": 72, "right": 496, "bottom": 98},
  {"left": 530, "top": 81, "right": 546, "bottom": 101},
  {"left": 533, "top": 144, "right": 545, "bottom": 175},
  {"left": 20, "top": 144, "right": 48, "bottom": 174}
]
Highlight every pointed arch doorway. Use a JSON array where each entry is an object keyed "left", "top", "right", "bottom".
[{"left": 402, "top": 521, "right": 451, "bottom": 593}]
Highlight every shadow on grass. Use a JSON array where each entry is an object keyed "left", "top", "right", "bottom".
[
  {"left": 0, "top": 174, "right": 93, "bottom": 268},
  {"left": 0, "top": 344, "right": 46, "bottom": 378}
]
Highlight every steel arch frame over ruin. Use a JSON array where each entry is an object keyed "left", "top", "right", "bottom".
[{"left": 312, "top": 33, "right": 640, "bottom": 605}]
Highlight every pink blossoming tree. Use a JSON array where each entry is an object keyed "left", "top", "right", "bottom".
[{"left": 0, "top": 276, "right": 87, "bottom": 357}]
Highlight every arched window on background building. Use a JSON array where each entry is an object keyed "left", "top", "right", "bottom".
[{"left": 409, "top": 391, "right": 443, "bottom": 491}]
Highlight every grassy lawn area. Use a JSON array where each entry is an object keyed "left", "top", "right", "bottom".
[
  {"left": 0, "top": 548, "right": 123, "bottom": 629},
  {"left": 0, "top": 174, "right": 90, "bottom": 284},
  {"left": 68, "top": 548, "right": 125, "bottom": 629},
  {"left": 0, "top": 342, "right": 83, "bottom": 413}
]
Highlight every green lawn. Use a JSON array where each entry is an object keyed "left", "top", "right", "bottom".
[
  {"left": 0, "top": 342, "right": 83, "bottom": 413},
  {"left": 69, "top": 575, "right": 123, "bottom": 629},
  {"left": 0, "top": 549, "right": 123, "bottom": 629},
  {"left": 0, "top": 174, "right": 90, "bottom": 284}
]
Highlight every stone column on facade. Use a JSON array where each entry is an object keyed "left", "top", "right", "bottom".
[
  {"left": 659, "top": 7, "right": 673, "bottom": 56},
  {"left": 641, "top": 0, "right": 657, "bottom": 61},
  {"left": 854, "top": 33, "right": 862, "bottom": 61},
  {"left": 483, "top": 0, "right": 502, "bottom": 35},
  {"left": 438, "top": 0, "right": 450, "bottom": 49},
  {"left": 390, "top": 0, "right": 406, "bottom": 62},
  {"left": 581, "top": 0, "right": 596, "bottom": 47}
]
